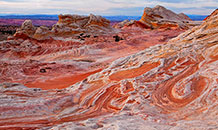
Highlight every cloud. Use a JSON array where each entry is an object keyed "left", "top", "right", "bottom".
[
  {"left": 156, "top": 0, "right": 191, "bottom": 3},
  {"left": 105, "top": 7, "right": 145, "bottom": 16},
  {"left": 0, "top": 0, "right": 217, "bottom": 15}
]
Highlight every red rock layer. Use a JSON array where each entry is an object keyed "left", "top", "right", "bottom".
[
  {"left": 0, "top": 28, "right": 184, "bottom": 90},
  {"left": 0, "top": 10, "right": 218, "bottom": 130},
  {"left": 24, "top": 68, "right": 103, "bottom": 90}
]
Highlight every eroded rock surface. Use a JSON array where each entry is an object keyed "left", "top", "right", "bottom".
[
  {"left": 0, "top": 9, "right": 218, "bottom": 130},
  {"left": 115, "top": 5, "right": 202, "bottom": 30},
  {"left": 114, "top": 19, "right": 136, "bottom": 29},
  {"left": 138, "top": 5, "right": 191, "bottom": 29},
  {"left": 12, "top": 14, "right": 115, "bottom": 40},
  {"left": 0, "top": 26, "right": 183, "bottom": 89}
]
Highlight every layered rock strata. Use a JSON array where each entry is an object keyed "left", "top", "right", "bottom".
[
  {"left": 115, "top": 5, "right": 199, "bottom": 29},
  {"left": 0, "top": 27, "right": 183, "bottom": 89},
  {"left": 0, "top": 9, "right": 218, "bottom": 130},
  {"left": 139, "top": 5, "right": 191, "bottom": 29},
  {"left": 12, "top": 14, "right": 115, "bottom": 40}
]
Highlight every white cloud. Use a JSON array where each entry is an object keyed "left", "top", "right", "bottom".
[{"left": 0, "top": 0, "right": 217, "bottom": 15}]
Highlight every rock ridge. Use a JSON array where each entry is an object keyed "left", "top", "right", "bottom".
[{"left": 12, "top": 14, "right": 115, "bottom": 40}]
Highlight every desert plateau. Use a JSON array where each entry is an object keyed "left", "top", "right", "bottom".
[{"left": 0, "top": 1, "right": 218, "bottom": 130}]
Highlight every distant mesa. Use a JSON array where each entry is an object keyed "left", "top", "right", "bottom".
[{"left": 12, "top": 14, "right": 115, "bottom": 40}]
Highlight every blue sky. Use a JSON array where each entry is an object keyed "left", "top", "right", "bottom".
[{"left": 0, "top": 0, "right": 217, "bottom": 15}]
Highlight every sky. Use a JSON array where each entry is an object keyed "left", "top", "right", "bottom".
[{"left": 0, "top": 0, "right": 217, "bottom": 16}]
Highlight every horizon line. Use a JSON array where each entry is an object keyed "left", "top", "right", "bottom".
[{"left": 0, "top": 14, "right": 209, "bottom": 16}]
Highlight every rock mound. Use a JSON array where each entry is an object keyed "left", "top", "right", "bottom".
[
  {"left": 14, "top": 20, "right": 36, "bottom": 39},
  {"left": 114, "top": 19, "right": 136, "bottom": 28},
  {"left": 52, "top": 14, "right": 113, "bottom": 36},
  {"left": 115, "top": 5, "right": 193, "bottom": 29},
  {"left": 12, "top": 14, "right": 115, "bottom": 40},
  {"left": 139, "top": 5, "right": 191, "bottom": 29}
]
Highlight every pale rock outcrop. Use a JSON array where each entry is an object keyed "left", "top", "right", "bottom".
[
  {"left": 53, "top": 14, "right": 113, "bottom": 35},
  {"left": 139, "top": 5, "right": 192, "bottom": 29},
  {"left": 12, "top": 14, "right": 115, "bottom": 40},
  {"left": 115, "top": 5, "right": 194, "bottom": 29},
  {"left": 20, "top": 20, "right": 36, "bottom": 35},
  {"left": 114, "top": 19, "right": 136, "bottom": 28},
  {"left": 33, "top": 26, "right": 50, "bottom": 40},
  {"left": 14, "top": 20, "right": 36, "bottom": 39}
]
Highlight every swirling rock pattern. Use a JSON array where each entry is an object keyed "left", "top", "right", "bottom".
[
  {"left": 0, "top": 10, "right": 218, "bottom": 130},
  {"left": 0, "top": 24, "right": 183, "bottom": 90}
]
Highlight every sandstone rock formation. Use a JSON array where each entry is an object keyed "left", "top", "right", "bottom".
[
  {"left": 114, "top": 19, "right": 136, "bottom": 28},
  {"left": 138, "top": 5, "right": 192, "bottom": 29},
  {"left": 0, "top": 26, "right": 183, "bottom": 89},
  {"left": 12, "top": 14, "right": 115, "bottom": 40},
  {"left": 0, "top": 9, "right": 218, "bottom": 130},
  {"left": 52, "top": 14, "right": 114, "bottom": 37},
  {"left": 115, "top": 5, "right": 196, "bottom": 29},
  {"left": 14, "top": 20, "right": 36, "bottom": 39}
]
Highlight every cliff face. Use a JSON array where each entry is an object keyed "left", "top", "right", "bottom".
[
  {"left": 0, "top": 9, "right": 218, "bottom": 130},
  {"left": 139, "top": 5, "right": 191, "bottom": 29}
]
